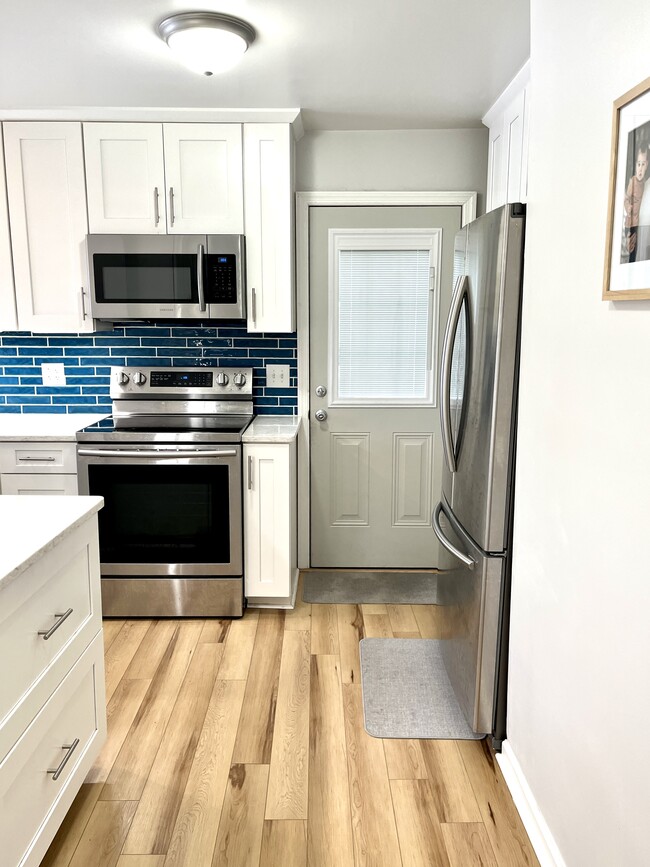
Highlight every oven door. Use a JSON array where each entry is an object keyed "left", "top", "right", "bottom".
[{"left": 77, "top": 444, "right": 242, "bottom": 577}]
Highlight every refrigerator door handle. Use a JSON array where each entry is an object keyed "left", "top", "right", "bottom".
[
  {"left": 440, "top": 274, "right": 468, "bottom": 474},
  {"left": 432, "top": 501, "right": 476, "bottom": 569}
]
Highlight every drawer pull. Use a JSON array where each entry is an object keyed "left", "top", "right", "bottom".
[
  {"left": 19, "top": 456, "right": 56, "bottom": 462},
  {"left": 47, "top": 738, "right": 80, "bottom": 781},
  {"left": 38, "top": 608, "right": 74, "bottom": 640}
]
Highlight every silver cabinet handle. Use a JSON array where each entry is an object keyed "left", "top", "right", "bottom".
[
  {"left": 154, "top": 186, "right": 160, "bottom": 226},
  {"left": 78, "top": 448, "right": 236, "bottom": 459},
  {"left": 80, "top": 286, "right": 87, "bottom": 320},
  {"left": 47, "top": 738, "right": 80, "bottom": 781},
  {"left": 251, "top": 287, "right": 257, "bottom": 325},
  {"left": 440, "top": 275, "right": 468, "bottom": 474},
  {"left": 197, "top": 244, "right": 206, "bottom": 312},
  {"left": 19, "top": 455, "right": 56, "bottom": 462},
  {"left": 169, "top": 186, "right": 175, "bottom": 227},
  {"left": 38, "top": 608, "right": 74, "bottom": 640},
  {"left": 432, "top": 502, "right": 475, "bottom": 569},
  {"left": 247, "top": 455, "right": 253, "bottom": 489}
]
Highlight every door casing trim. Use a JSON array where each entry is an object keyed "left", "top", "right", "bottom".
[{"left": 295, "top": 190, "right": 478, "bottom": 567}]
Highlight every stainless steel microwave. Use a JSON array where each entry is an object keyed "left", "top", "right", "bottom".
[{"left": 86, "top": 234, "right": 246, "bottom": 321}]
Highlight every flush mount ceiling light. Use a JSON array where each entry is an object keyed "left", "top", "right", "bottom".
[{"left": 158, "top": 12, "right": 256, "bottom": 76}]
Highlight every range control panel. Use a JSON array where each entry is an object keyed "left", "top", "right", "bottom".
[{"left": 111, "top": 366, "right": 253, "bottom": 399}]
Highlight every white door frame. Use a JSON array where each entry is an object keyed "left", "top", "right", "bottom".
[{"left": 295, "top": 190, "right": 478, "bottom": 567}]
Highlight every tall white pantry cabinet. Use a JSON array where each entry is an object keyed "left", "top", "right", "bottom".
[{"left": 0, "top": 118, "right": 296, "bottom": 334}]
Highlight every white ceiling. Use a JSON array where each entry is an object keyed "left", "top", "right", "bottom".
[{"left": 0, "top": 0, "right": 530, "bottom": 131}]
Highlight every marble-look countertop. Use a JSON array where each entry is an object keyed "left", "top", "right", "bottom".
[
  {"left": 243, "top": 415, "right": 301, "bottom": 443},
  {"left": 0, "top": 495, "right": 104, "bottom": 593},
  {"left": 0, "top": 413, "right": 109, "bottom": 442}
]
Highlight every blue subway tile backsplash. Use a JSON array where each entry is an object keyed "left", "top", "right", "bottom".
[{"left": 0, "top": 321, "right": 298, "bottom": 416}]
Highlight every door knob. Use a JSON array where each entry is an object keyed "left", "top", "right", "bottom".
[
  {"left": 315, "top": 409, "right": 328, "bottom": 422},
  {"left": 315, "top": 385, "right": 327, "bottom": 397}
]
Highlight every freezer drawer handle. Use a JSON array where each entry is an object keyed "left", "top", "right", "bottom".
[{"left": 432, "top": 502, "right": 475, "bottom": 569}]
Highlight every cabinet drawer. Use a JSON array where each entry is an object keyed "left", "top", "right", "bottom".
[
  {"left": 0, "top": 442, "right": 77, "bottom": 474},
  {"left": 1, "top": 473, "right": 78, "bottom": 495},
  {"left": 0, "top": 634, "right": 104, "bottom": 867},
  {"left": 0, "top": 519, "right": 101, "bottom": 754}
]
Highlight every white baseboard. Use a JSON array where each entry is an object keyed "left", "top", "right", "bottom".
[{"left": 496, "top": 741, "right": 567, "bottom": 867}]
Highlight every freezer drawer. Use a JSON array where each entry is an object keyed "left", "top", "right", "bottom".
[{"left": 433, "top": 497, "right": 505, "bottom": 734}]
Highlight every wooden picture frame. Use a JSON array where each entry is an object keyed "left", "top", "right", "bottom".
[{"left": 603, "top": 76, "right": 650, "bottom": 300}]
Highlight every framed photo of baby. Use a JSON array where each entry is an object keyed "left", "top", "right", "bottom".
[{"left": 603, "top": 76, "right": 650, "bottom": 300}]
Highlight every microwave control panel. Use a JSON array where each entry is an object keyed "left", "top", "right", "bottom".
[{"left": 206, "top": 254, "right": 238, "bottom": 303}]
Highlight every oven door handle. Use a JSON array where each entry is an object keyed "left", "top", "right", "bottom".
[{"left": 77, "top": 448, "right": 237, "bottom": 459}]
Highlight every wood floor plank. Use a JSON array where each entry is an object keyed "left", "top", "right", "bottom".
[
  {"left": 342, "top": 683, "right": 402, "bottom": 867},
  {"left": 102, "top": 620, "right": 125, "bottom": 652},
  {"left": 103, "top": 621, "right": 151, "bottom": 704},
  {"left": 124, "top": 620, "right": 178, "bottom": 680},
  {"left": 122, "top": 642, "right": 223, "bottom": 855},
  {"left": 199, "top": 619, "right": 231, "bottom": 644},
  {"left": 362, "top": 614, "right": 393, "bottom": 638},
  {"left": 390, "top": 779, "right": 451, "bottom": 867},
  {"left": 259, "top": 820, "right": 307, "bottom": 867},
  {"left": 284, "top": 573, "right": 311, "bottom": 632},
  {"left": 412, "top": 604, "right": 449, "bottom": 639},
  {"left": 211, "top": 764, "right": 269, "bottom": 867},
  {"left": 387, "top": 605, "right": 419, "bottom": 634},
  {"left": 217, "top": 608, "right": 259, "bottom": 680},
  {"left": 101, "top": 620, "right": 204, "bottom": 801},
  {"left": 163, "top": 679, "right": 246, "bottom": 867},
  {"left": 310, "top": 603, "right": 339, "bottom": 654},
  {"left": 231, "top": 610, "right": 285, "bottom": 763},
  {"left": 86, "top": 678, "right": 151, "bottom": 785},
  {"left": 337, "top": 604, "right": 364, "bottom": 685},
  {"left": 266, "top": 630, "right": 311, "bottom": 819},
  {"left": 307, "top": 654, "right": 355, "bottom": 867},
  {"left": 68, "top": 800, "right": 138, "bottom": 867},
  {"left": 383, "top": 739, "right": 428, "bottom": 780},
  {"left": 421, "top": 739, "right": 483, "bottom": 823},
  {"left": 457, "top": 739, "right": 540, "bottom": 867},
  {"left": 40, "top": 783, "right": 103, "bottom": 867},
  {"left": 441, "top": 823, "right": 498, "bottom": 867},
  {"left": 117, "top": 858, "right": 166, "bottom": 867},
  {"left": 361, "top": 603, "right": 388, "bottom": 616}
]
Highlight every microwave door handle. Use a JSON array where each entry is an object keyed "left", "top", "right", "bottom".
[
  {"left": 432, "top": 502, "right": 475, "bottom": 569},
  {"left": 440, "top": 274, "right": 468, "bottom": 474},
  {"left": 197, "top": 244, "right": 207, "bottom": 312}
]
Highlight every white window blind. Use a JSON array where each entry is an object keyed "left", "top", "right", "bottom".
[{"left": 336, "top": 247, "right": 432, "bottom": 403}]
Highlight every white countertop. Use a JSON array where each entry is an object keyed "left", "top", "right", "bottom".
[
  {"left": 0, "top": 413, "right": 109, "bottom": 442},
  {"left": 0, "top": 495, "right": 104, "bottom": 592},
  {"left": 243, "top": 416, "right": 301, "bottom": 443}
]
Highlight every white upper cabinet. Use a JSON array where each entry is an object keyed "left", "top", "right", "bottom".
[
  {"left": 3, "top": 122, "right": 94, "bottom": 334},
  {"left": 84, "top": 122, "right": 244, "bottom": 235},
  {"left": 483, "top": 60, "right": 530, "bottom": 211},
  {"left": 244, "top": 124, "right": 294, "bottom": 333},
  {"left": 0, "top": 131, "right": 17, "bottom": 330}
]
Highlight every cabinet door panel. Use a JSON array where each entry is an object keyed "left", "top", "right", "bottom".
[
  {"left": 4, "top": 122, "right": 90, "bottom": 333},
  {"left": 163, "top": 123, "right": 243, "bottom": 234},
  {"left": 0, "top": 131, "right": 17, "bottom": 330},
  {"left": 244, "top": 124, "right": 294, "bottom": 332},
  {"left": 0, "top": 474, "right": 78, "bottom": 495},
  {"left": 84, "top": 122, "right": 166, "bottom": 233}
]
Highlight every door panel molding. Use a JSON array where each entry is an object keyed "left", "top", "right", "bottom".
[
  {"left": 297, "top": 190, "right": 478, "bottom": 567},
  {"left": 329, "top": 433, "right": 370, "bottom": 526},
  {"left": 391, "top": 433, "right": 433, "bottom": 527}
]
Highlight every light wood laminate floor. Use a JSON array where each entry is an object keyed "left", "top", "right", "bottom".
[{"left": 40, "top": 578, "right": 540, "bottom": 867}]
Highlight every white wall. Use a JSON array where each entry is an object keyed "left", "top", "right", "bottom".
[
  {"left": 296, "top": 129, "right": 488, "bottom": 208},
  {"left": 508, "top": 2, "right": 650, "bottom": 865}
]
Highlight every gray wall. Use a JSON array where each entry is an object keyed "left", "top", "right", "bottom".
[{"left": 296, "top": 129, "right": 488, "bottom": 212}]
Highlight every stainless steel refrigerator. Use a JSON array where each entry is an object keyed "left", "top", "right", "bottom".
[{"left": 433, "top": 203, "right": 525, "bottom": 746}]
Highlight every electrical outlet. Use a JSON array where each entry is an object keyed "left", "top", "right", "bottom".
[
  {"left": 266, "top": 364, "right": 290, "bottom": 388},
  {"left": 42, "top": 363, "right": 66, "bottom": 386}
]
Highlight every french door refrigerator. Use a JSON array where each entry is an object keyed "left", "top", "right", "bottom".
[{"left": 432, "top": 203, "right": 525, "bottom": 746}]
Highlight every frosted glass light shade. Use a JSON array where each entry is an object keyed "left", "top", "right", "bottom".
[{"left": 158, "top": 13, "right": 255, "bottom": 76}]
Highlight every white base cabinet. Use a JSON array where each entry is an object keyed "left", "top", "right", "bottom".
[
  {"left": 244, "top": 440, "right": 297, "bottom": 604},
  {"left": 0, "top": 441, "right": 79, "bottom": 496},
  {"left": 0, "top": 507, "right": 106, "bottom": 867}
]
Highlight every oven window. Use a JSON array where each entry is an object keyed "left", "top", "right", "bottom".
[
  {"left": 88, "top": 464, "right": 231, "bottom": 564},
  {"left": 93, "top": 253, "right": 197, "bottom": 302}
]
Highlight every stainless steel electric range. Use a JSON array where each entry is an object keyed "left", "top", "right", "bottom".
[{"left": 77, "top": 366, "right": 254, "bottom": 618}]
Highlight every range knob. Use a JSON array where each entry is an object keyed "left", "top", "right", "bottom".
[
  {"left": 132, "top": 371, "right": 147, "bottom": 386},
  {"left": 216, "top": 372, "right": 230, "bottom": 386},
  {"left": 117, "top": 372, "right": 130, "bottom": 385},
  {"left": 233, "top": 373, "right": 247, "bottom": 388}
]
